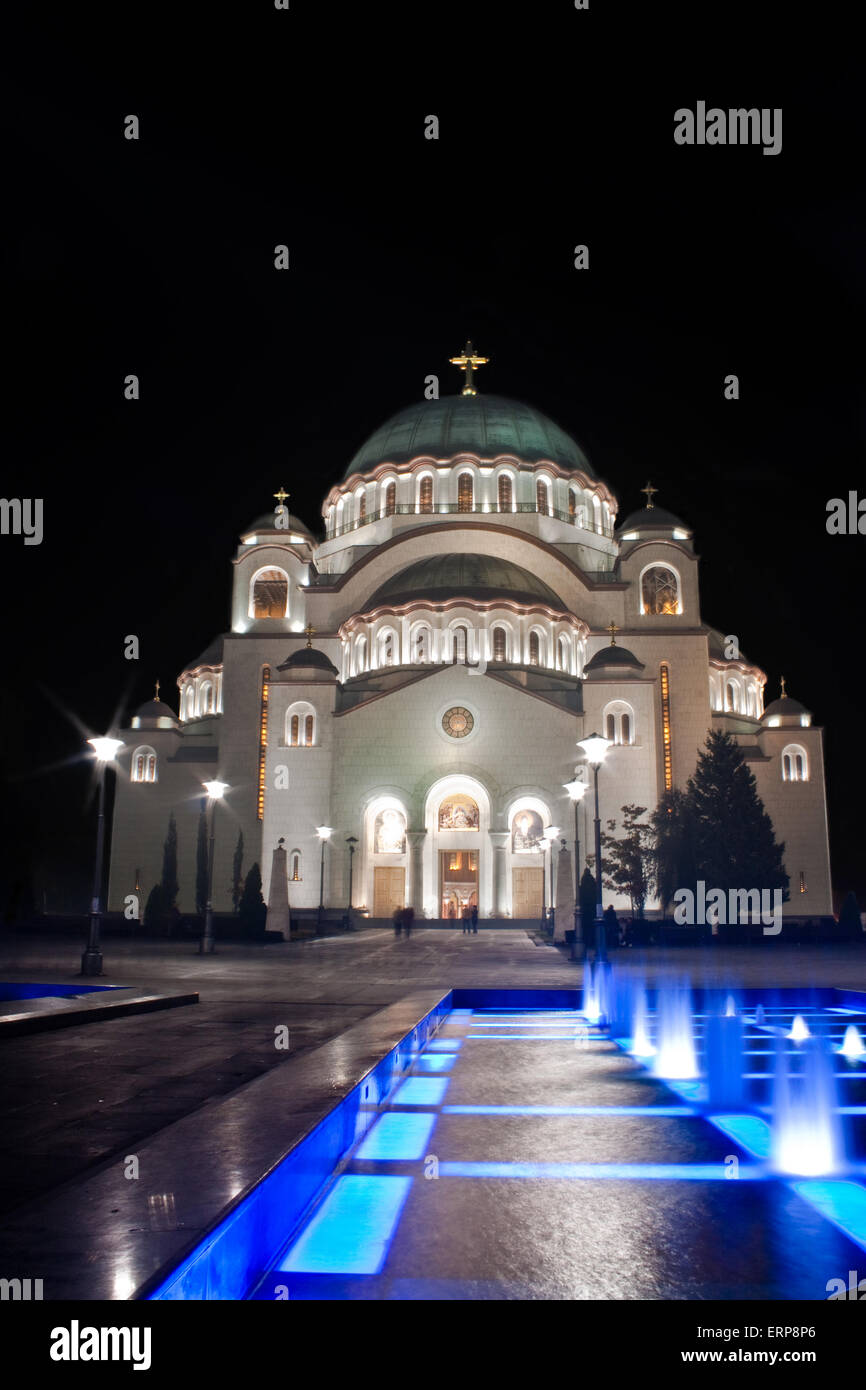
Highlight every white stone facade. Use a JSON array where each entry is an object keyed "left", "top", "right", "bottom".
[{"left": 107, "top": 392, "right": 833, "bottom": 922}]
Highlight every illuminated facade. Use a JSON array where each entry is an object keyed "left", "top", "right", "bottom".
[{"left": 108, "top": 366, "right": 833, "bottom": 923}]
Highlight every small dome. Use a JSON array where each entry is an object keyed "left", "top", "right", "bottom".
[
  {"left": 584, "top": 644, "right": 645, "bottom": 676},
  {"left": 277, "top": 648, "right": 339, "bottom": 675},
  {"left": 762, "top": 695, "right": 808, "bottom": 719},
  {"left": 616, "top": 505, "right": 689, "bottom": 534},
  {"left": 241, "top": 512, "right": 314, "bottom": 540},
  {"left": 363, "top": 553, "right": 569, "bottom": 613},
  {"left": 344, "top": 393, "right": 595, "bottom": 480},
  {"left": 130, "top": 698, "right": 179, "bottom": 729}
]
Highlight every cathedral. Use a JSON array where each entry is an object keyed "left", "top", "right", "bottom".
[{"left": 108, "top": 345, "right": 833, "bottom": 927}]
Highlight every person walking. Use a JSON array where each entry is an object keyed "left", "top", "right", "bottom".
[
  {"left": 471, "top": 903, "right": 479, "bottom": 934},
  {"left": 402, "top": 905, "right": 414, "bottom": 939},
  {"left": 461, "top": 905, "right": 471, "bottom": 935}
]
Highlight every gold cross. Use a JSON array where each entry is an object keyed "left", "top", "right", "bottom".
[
  {"left": 304, "top": 623, "right": 315, "bottom": 648},
  {"left": 274, "top": 486, "right": 290, "bottom": 507},
  {"left": 607, "top": 621, "right": 620, "bottom": 646},
  {"left": 449, "top": 339, "right": 489, "bottom": 396},
  {"left": 154, "top": 678, "right": 160, "bottom": 700},
  {"left": 780, "top": 675, "right": 786, "bottom": 698},
  {"left": 641, "top": 480, "right": 658, "bottom": 509}
]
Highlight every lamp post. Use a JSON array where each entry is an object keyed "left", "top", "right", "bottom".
[
  {"left": 316, "top": 825, "right": 333, "bottom": 931},
  {"left": 200, "top": 780, "right": 229, "bottom": 954},
  {"left": 563, "top": 774, "right": 588, "bottom": 959},
  {"left": 543, "top": 825, "right": 559, "bottom": 932},
  {"left": 577, "top": 732, "right": 612, "bottom": 962},
  {"left": 80, "top": 736, "right": 124, "bottom": 977},
  {"left": 344, "top": 835, "right": 358, "bottom": 929}
]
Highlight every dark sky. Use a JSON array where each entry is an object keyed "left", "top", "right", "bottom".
[{"left": 3, "top": 7, "right": 864, "bottom": 912}]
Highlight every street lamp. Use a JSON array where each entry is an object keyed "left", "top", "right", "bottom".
[
  {"left": 344, "top": 835, "right": 358, "bottom": 929},
  {"left": 316, "top": 825, "right": 333, "bottom": 932},
  {"left": 80, "top": 736, "right": 124, "bottom": 976},
  {"left": 200, "top": 780, "right": 229, "bottom": 954},
  {"left": 577, "top": 732, "right": 612, "bottom": 961},
  {"left": 543, "top": 825, "right": 559, "bottom": 932},
  {"left": 563, "top": 774, "right": 589, "bottom": 959}
]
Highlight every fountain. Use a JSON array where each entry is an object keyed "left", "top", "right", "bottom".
[
  {"left": 788, "top": 1014, "right": 810, "bottom": 1043},
  {"left": 581, "top": 960, "right": 599, "bottom": 1024},
  {"left": 630, "top": 983, "right": 655, "bottom": 1059},
  {"left": 839, "top": 1025, "right": 866, "bottom": 1063},
  {"left": 652, "top": 979, "right": 698, "bottom": 1080},
  {"left": 755, "top": 1004, "right": 766, "bottom": 1025},
  {"left": 771, "top": 1035, "right": 844, "bottom": 1177}
]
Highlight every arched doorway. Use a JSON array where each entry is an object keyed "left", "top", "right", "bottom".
[{"left": 423, "top": 775, "right": 491, "bottom": 918}]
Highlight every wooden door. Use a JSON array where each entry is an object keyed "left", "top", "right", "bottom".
[
  {"left": 374, "top": 866, "right": 405, "bottom": 918},
  {"left": 512, "top": 867, "right": 543, "bottom": 918}
]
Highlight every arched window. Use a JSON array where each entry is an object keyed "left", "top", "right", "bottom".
[
  {"left": 352, "top": 633, "right": 367, "bottom": 675},
  {"left": 726, "top": 680, "right": 739, "bottom": 713},
  {"left": 290, "top": 849, "right": 302, "bottom": 882},
  {"left": 453, "top": 626, "right": 468, "bottom": 662},
  {"left": 529, "top": 631, "right": 541, "bottom": 666},
  {"left": 492, "top": 626, "right": 507, "bottom": 661},
  {"left": 419, "top": 475, "right": 433, "bottom": 513},
  {"left": 458, "top": 473, "right": 473, "bottom": 512},
  {"left": 782, "top": 744, "right": 809, "bottom": 782},
  {"left": 556, "top": 634, "right": 570, "bottom": 671},
  {"left": 568, "top": 488, "right": 578, "bottom": 521},
  {"left": 536, "top": 478, "right": 551, "bottom": 515},
  {"left": 357, "top": 490, "right": 367, "bottom": 523},
  {"left": 287, "top": 703, "right": 315, "bottom": 746},
  {"left": 251, "top": 568, "right": 289, "bottom": 619},
  {"left": 498, "top": 474, "right": 513, "bottom": 512},
  {"left": 641, "top": 565, "right": 680, "bottom": 616},
  {"left": 384, "top": 481, "right": 396, "bottom": 516},
  {"left": 131, "top": 746, "right": 157, "bottom": 783},
  {"left": 378, "top": 629, "right": 396, "bottom": 667},
  {"left": 200, "top": 681, "right": 215, "bottom": 715},
  {"left": 603, "top": 700, "right": 635, "bottom": 746},
  {"left": 413, "top": 626, "right": 431, "bottom": 662},
  {"left": 183, "top": 686, "right": 196, "bottom": 721}
]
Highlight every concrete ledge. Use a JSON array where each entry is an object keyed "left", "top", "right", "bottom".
[
  {"left": 0, "top": 987, "right": 199, "bottom": 1037},
  {"left": 0, "top": 988, "right": 449, "bottom": 1300}
]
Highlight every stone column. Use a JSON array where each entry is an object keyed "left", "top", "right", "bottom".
[
  {"left": 490, "top": 832, "right": 510, "bottom": 918},
  {"left": 266, "top": 840, "right": 291, "bottom": 941},
  {"left": 554, "top": 841, "right": 575, "bottom": 943},
  {"left": 407, "top": 830, "right": 426, "bottom": 916}
]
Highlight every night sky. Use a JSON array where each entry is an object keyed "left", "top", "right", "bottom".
[{"left": 3, "top": 8, "right": 864, "bottom": 912}]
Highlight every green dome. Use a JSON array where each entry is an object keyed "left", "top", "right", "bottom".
[
  {"left": 344, "top": 394, "right": 594, "bottom": 480},
  {"left": 364, "top": 553, "right": 569, "bottom": 613}
]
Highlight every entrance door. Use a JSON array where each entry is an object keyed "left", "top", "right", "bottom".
[
  {"left": 374, "top": 866, "right": 405, "bottom": 918},
  {"left": 512, "top": 867, "right": 543, "bottom": 918},
  {"left": 440, "top": 850, "right": 478, "bottom": 919}
]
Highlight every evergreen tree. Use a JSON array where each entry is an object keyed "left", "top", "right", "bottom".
[
  {"left": 600, "top": 804, "right": 654, "bottom": 918},
  {"left": 650, "top": 787, "right": 697, "bottom": 916},
  {"left": 231, "top": 830, "right": 244, "bottom": 913},
  {"left": 239, "top": 862, "right": 266, "bottom": 935},
  {"left": 686, "top": 730, "right": 788, "bottom": 900},
  {"left": 579, "top": 866, "right": 597, "bottom": 939},
  {"left": 143, "top": 882, "right": 167, "bottom": 931},
  {"left": 161, "top": 812, "right": 179, "bottom": 910},
  {"left": 195, "top": 800, "right": 209, "bottom": 918}
]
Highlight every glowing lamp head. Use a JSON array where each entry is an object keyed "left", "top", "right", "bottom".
[
  {"left": 88, "top": 737, "right": 125, "bottom": 762},
  {"left": 316, "top": 825, "right": 333, "bottom": 841},
  {"left": 203, "top": 780, "right": 229, "bottom": 800},
  {"left": 563, "top": 777, "right": 588, "bottom": 803},
  {"left": 577, "top": 732, "right": 612, "bottom": 766}
]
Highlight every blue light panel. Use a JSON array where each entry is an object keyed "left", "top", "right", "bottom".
[
  {"left": 392, "top": 1077, "right": 450, "bottom": 1106},
  {"left": 278, "top": 1175, "right": 413, "bottom": 1274},
  {"left": 356, "top": 1112, "right": 438, "bottom": 1161},
  {"left": 437, "top": 1161, "right": 764, "bottom": 1180},
  {"left": 790, "top": 1180, "right": 866, "bottom": 1252}
]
